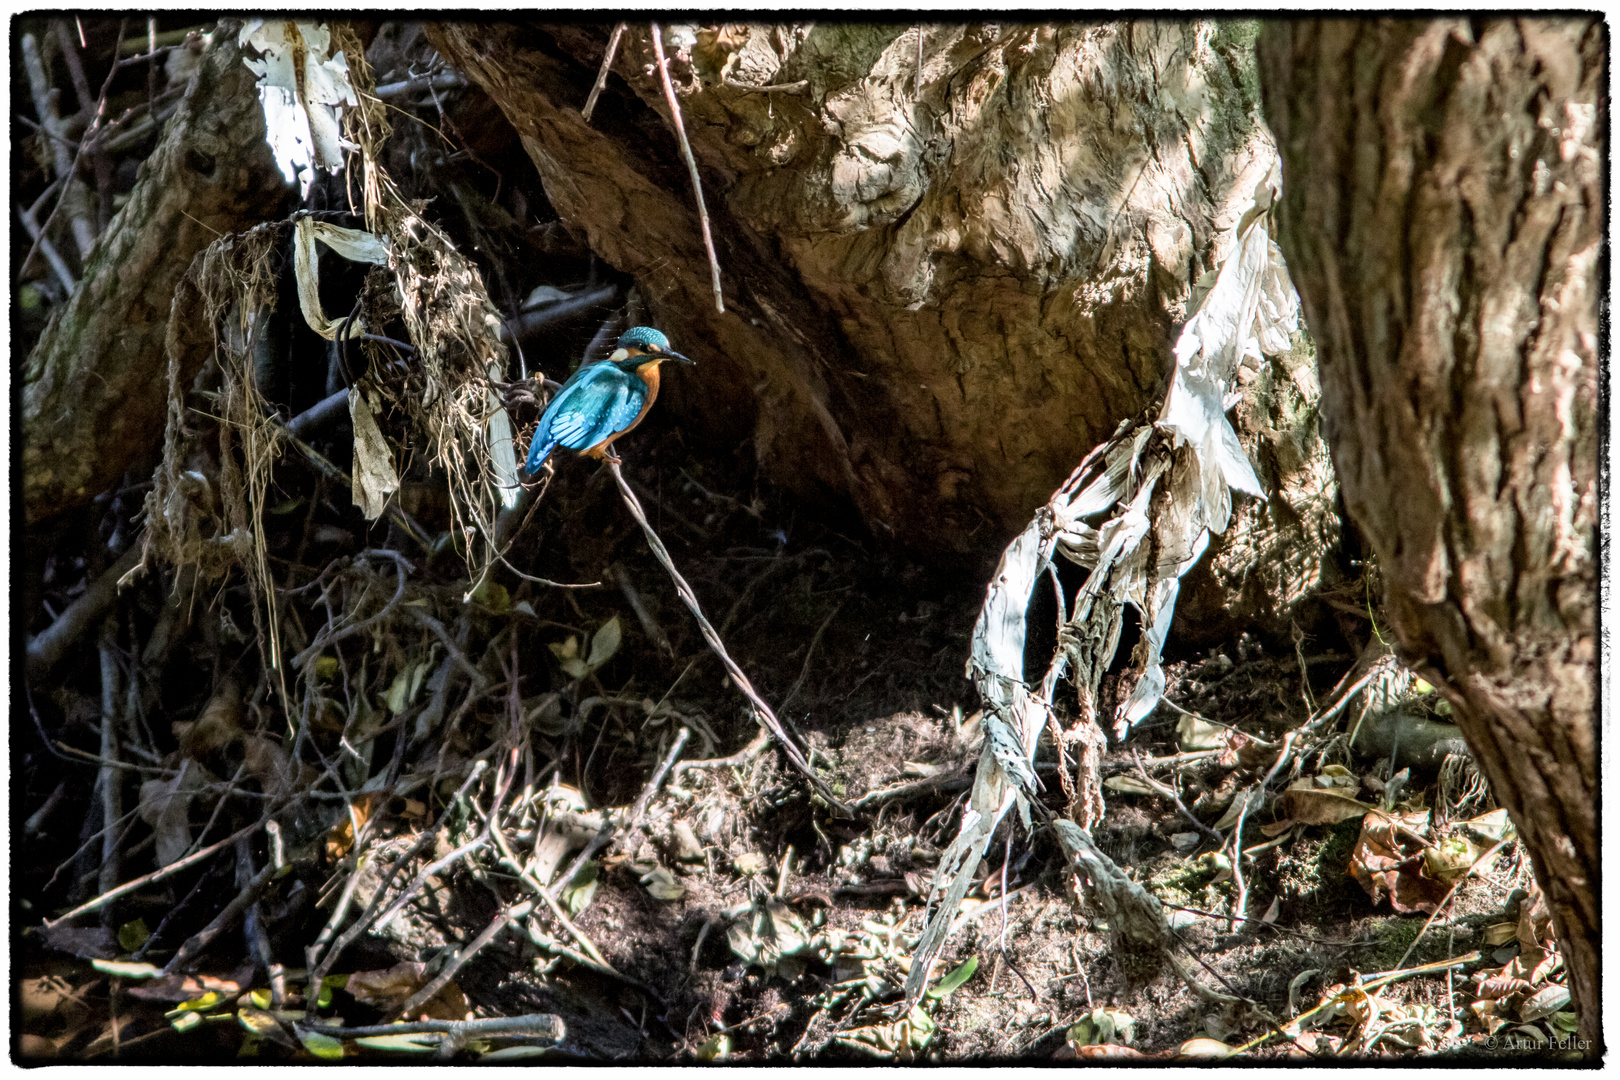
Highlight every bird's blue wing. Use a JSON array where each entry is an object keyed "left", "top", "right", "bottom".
[
  {"left": 536, "top": 363, "right": 647, "bottom": 451},
  {"left": 604, "top": 386, "right": 646, "bottom": 432}
]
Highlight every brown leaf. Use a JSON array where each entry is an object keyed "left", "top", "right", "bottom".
[
  {"left": 1516, "top": 878, "right": 1552, "bottom": 954},
  {"left": 1346, "top": 810, "right": 1449, "bottom": 913},
  {"left": 1282, "top": 779, "right": 1370, "bottom": 825},
  {"left": 346, "top": 961, "right": 469, "bottom": 1021},
  {"left": 1077, "top": 1044, "right": 1149, "bottom": 1058},
  {"left": 1476, "top": 974, "right": 1531, "bottom": 1000},
  {"left": 35, "top": 924, "right": 118, "bottom": 960},
  {"left": 349, "top": 389, "right": 400, "bottom": 520},
  {"left": 325, "top": 792, "right": 380, "bottom": 862},
  {"left": 175, "top": 685, "right": 242, "bottom": 758},
  {"left": 1237, "top": 735, "right": 1279, "bottom": 773},
  {"left": 241, "top": 735, "right": 297, "bottom": 796},
  {"left": 123, "top": 965, "right": 256, "bottom": 1003}
]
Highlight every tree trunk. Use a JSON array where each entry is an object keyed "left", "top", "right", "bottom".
[
  {"left": 1257, "top": 18, "right": 1600, "bottom": 1051},
  {"left": 22, "top": 18, "right": 289, "bottom": 526},
  {"left": 426, "top": 21, "right": 1288, "bottom": 557}
]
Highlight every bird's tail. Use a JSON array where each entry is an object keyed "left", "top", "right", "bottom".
[{"left": 525, "top": 438, "right": 558, "bottom": 474}]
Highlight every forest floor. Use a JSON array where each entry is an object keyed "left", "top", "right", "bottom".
[{"left": 16, "top": 427, "right": 1571, "bottom": 1064}]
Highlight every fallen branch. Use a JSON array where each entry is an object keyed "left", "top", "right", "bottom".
[
  {"left": 396, "top": 900, "right": 535, "bottom": 1021},
  {"left": 609, "top": 460, "right": 849, "bottom": 814},
  {"left": 307, "top": 762, "right": 488, "bottom": 987},
  {"left": 671, "top": 728, "right": 771, "bottom": 781},
  {"left": 26, "top": 542, "right": 144, "bottom": 682},
  {"left": 163, "top": 861, "right": 275, "bottom": 973},
  {"left": 297, "top": 1012, "right": 564, "bottom": 1048}
]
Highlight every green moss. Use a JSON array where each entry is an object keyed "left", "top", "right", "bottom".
[
  {"left": 1209, "top": 20, "right": 1264, "bottom": 108},
  {"left": 1366, "top": 915, "right": 1426, "bottom": 971},
  {"left": 1146, "top": 859, "right": 1221, "bottom": 908}
]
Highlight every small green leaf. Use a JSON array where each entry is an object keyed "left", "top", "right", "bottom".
[
  {"left": 564, "top": 861, "right": 600, "bottom": 917},
  {"left": 117, "top": 918, "right": 151, "bottom": 952},
  {"left": 585, "top": 616, "right": 622, "bottom": 670},
  {"left": 91, "top": 959, "right": 164, "bottom": 979},
  {"left": 314, "top": 656, "right": 341, "bottom": 682},
  {"left": 694, "top": 1033, "right": 731, "bottom": 1060},
  {"left": 927, "top": 955, "right": 978, "bottom": 1000},
  {"left": 165, "top": 992, "right": 226, "bottom": 1018},
  {"left": 269, "top": 497, "right": 306, "bottom": 515},
  {"left": 474, "top": 581, "right": 511, "bottom": 613},
  {"left": 298, "top": 1028, "right": 345, "bottom": 1060},
  {"left": 1551, "top": 1011, "right": 1580, "bottom": 1033},
  {"left": 316, "top": 984, "right": 333, "bottom": 1009},
  {"left": 249, "top": 988, "right": 273, "bottom": 1010},
  {"left": 238, "top": 1007, "right": 283, "bottom": 1038},
  {"left": 169, "top": 1011, "right": 204, "bottom": 1034}
]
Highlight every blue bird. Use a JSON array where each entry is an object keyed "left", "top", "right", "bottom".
[{"left": 525, "top": 327, "right": 696, "bottom": 472}]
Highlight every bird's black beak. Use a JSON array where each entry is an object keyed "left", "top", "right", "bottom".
[{"left": 660, "top": 348, "right": 696, "bottom": 366}]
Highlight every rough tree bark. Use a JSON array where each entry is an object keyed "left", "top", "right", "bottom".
[
  {"left": 426, "top": 22, "right": 1288, "bottom": 556},
  {"left": 1257, "top": 19, "right": 1601, "bottom": 1050},
  {"left": 22, "top": 18, "right": 289, "bottom": 526}
]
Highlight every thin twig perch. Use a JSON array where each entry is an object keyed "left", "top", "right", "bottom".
[
  {"left": 649, "top": 23, "right": 724, "bottom": 314},
  {"left": 608, "top": 460, "right": 849, "bottom": 815},
  {"left": 582, "top": 23, "right": 626, "bottom": 122}
]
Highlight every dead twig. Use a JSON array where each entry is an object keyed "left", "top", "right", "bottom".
[
  {"left": 162, "top": 861, "right": 275, "bottom": 973},
  {"left": 290, "top": 550, "right": 414, "bottom": 669},
  {"left": 97, "top": 620, "right": 124, "bottom": 898},
  {"left": 397, "top": 899, "right": 535, "bottom": 1022},
  {"left": 582, "top": 23, "right": 626, "bottom": 123},
  {"left": 609, "top": 460, "right": 848, "bottom": 813},
  {"left": 307, "top": 762, "right": 488, "bottom": 987},
  {"left": 26, "top": 542, "right": 144, "bottom": 682},
  {"left": 296, "top": 1013, "right": 564, "bottom": 1049},
  {"left": 1131, "top": 748, "right": 1223, "bottom": 846},
  {"left": 722, "top": 77, "right": 808, "bottom": 94},
  {"left": 16, "top": 200, "right": 78, "bottom": 294},
  {"left": 20, "top": 32, "right": 97, "bottom": 261},
  {"left": 672, "top": 727, "right": 770, "bottom": 782},
  {"left": 610, "top": 563, "right": 674, "bottom": 657},
  {"left": 779, "top": 601, "right": 843, "bottom": 713},
  {"left": 45, "top": 802, "right": 281, "bottom": 927},
  {"left": 649, "top": 23, "right": 724, "bottom": 314}
]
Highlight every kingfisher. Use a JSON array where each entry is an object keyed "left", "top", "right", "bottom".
[{"left": 524, "top": 326, "right": 696, "bottom": 472}]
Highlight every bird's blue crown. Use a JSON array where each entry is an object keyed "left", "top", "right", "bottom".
[{"left": 618, "top": 326, "right": 671, "bottom": 353}]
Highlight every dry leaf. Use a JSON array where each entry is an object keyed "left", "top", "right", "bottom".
[
  {"left": 136, "top": 761, "right": 214, "bottom": 866},
  {"left": 239, "top": 23, "right": 360, "bottom": 198},
  {"left": 347, "top": 961, "right": 469, "bottom": 1021},
  {"left": 1282, "top": 778, "right": 1370, "bottom": 826},
  {"left": 1176, "top": 713, "right": 1226, "bottom": 751},
  {"left": 1347, "top": 810, "right": 1449, "bottom": 913},
  {"left": 124, "top": 965, "right": 256, "bottom": 1003},
  {"left": 325, "top": 792, "right": 379, "bottom": 862},
  {"left": 641, "top": 866, "right": 687, "bottom": 901},
  {"left": 241, "top": 735, "right": 298, "bottom": 797},
  {"left": 175, "top": 688, "right": 242, "bottom": 758},
  {"left": 1178, "top": 1037, "right": 1235, "bottom": 1058},
  {"left": 349, "top": 390, "right": 400, "bottom": 520}
]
